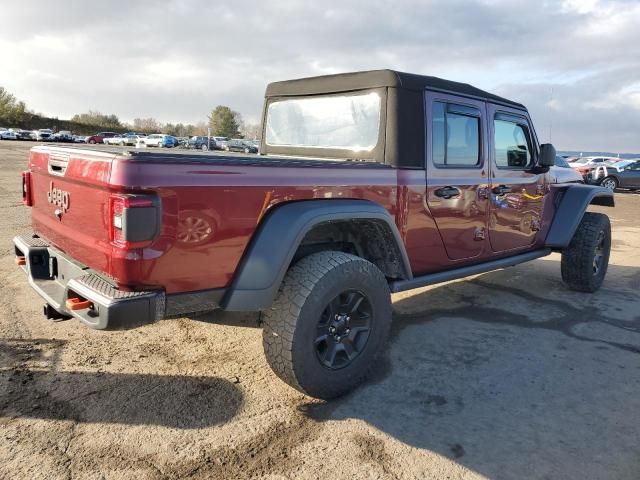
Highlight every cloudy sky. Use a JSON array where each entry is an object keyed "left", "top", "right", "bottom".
[{"left": 2, "top": 0, "right": 639, "bottom": 152}]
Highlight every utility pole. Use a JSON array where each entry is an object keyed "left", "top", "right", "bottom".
[{"left": 548, "top": 87, "right": 553, "bottom": 144}]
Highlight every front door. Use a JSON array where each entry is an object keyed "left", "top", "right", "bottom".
[
  {"left": 487, "top": 104, "right": 546, "bottom": 252},
  {"left": 619, "top": 161, "right": 640, "bottom": 188},
  {"left": 425, "top": 92, "right": 490, "bottom": 260}
]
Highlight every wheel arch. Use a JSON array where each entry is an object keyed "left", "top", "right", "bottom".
[
  {"left": 545, "top": 184, "right": 614, "bottom": 249},
  {"left": 222, "top": 199, "right": 412, "bottom": 311}
]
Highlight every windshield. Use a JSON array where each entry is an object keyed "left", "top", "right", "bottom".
[
  {"left": 573, "top": 157, "right": 591, "bottom": 165},
  {"left": 610, "top": 160, "right": 632, "bottom": 168},
  {"left": 265, "top": 91, "right": 381, "bottom": 151}
]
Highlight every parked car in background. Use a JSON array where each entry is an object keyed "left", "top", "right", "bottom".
[
  {"left": 123, "top": 134, "right": 145, "bottom": 146},
  {"left": 51, "top": 131, "right": 74, "bottom": 143},
  {"left": 144, "top": 134, "right": 176, "bottom": 148},
  {"left": 85, "top": 132, "right": 117, "bottom": 144},
  {"left": 589, "top": 160, "right": 640, "bottom": 191},
  {"left": 549, "top": 155, "right": 584, "bottom": 183},
  {"left": 174, "top": 137, "right": 189, "bottom": 147},
  {"left": 213, "top": 136, "right": 229, "bottom": 150},
  {"left": 32, "top": 129, "right": 54, "bottom": 141},
  {"left": 226, "top": 138, "right": 258, "bottom": 153},
  {"left": 570, "top": 156, "right": 616, "bottom": 177},
  {"left": 14, "top": 129, "right": 33, "bottom": 140},
  {"left": 0, "top": 130, "right": 18, "bottom": 140},
  {"left": 73, "top": 135, "right": 86, "bottom": 143},
  {"left": 188, "top": 136, "right": 217, "bottom": 151},
  {"left": 602, "top": 159, "right": 635, "bottom": 172},
  {"left": 103, "top": 134, "right": 125, "bottom": 145}
]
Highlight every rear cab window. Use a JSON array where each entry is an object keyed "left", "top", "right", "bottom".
[{"left": 263, "top": 88, "right": 386, "bottom": 162}]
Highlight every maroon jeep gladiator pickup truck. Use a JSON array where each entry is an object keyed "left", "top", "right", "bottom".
[{"left": 14, "top": 70, "right": 614, "bottom": 398}]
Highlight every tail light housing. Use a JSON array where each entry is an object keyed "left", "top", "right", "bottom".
[
  {"left": 109, "top": 193, "right": 160, "bottom": 249},
  {"left": 22, "top": 171, "right": 32, "bottom": 207}
]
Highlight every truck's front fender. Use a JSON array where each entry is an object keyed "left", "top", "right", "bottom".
[
  {"left": 222, "top": 199, "right": 411, "bottom": 311},
  {"left": 545, "top": 184, "right": 614, "bottom": 249}
]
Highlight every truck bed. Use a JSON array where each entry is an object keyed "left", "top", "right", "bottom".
[{"left": 25, "top": 145, "right": 414, "bottom": 297}]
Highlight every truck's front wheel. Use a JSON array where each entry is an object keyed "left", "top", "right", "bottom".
[
  {"left": 561, "top": 212, "right": 611, "bottom": 292},
  {"left": 262, "top": 251, "right": 391, "bottom": 399}
]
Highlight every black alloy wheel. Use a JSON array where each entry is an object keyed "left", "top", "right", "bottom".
[{"left": 315, "top": 290, "right": 371, "bottom": 370}]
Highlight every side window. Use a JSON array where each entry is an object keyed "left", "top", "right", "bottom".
[
  {"left": 432, "top": 101, "right": 481, "bottom": 167},
  {"left": 494, "top": 118, "right": 532, "bottom": 168}
]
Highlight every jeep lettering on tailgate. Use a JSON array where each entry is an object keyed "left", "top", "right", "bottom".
[{"left": 47, "top": 181, "right": 70, "bottom": 213}]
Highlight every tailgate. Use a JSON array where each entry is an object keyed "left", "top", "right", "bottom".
[{"left": 28, "top": 146, "right": 117, "bottom": 277}]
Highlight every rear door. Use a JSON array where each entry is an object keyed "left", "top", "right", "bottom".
[
  {"left": 425, "top": 92, "right": 490, "bottom": 260},
  {"left": 487, "top": 104, "right": 546, "bottom": 252}
]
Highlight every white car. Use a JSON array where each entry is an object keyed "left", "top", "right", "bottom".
[
  {"left": 104, "top": 134, "right": 127, "bottom": 145},
  {"left": 143, "top": 134, "right": 172, "bottom": 147},
  {"left": 106, "top": 134, "right": 145, "bottom": 146},
  {"left": 213, "top": 136, "right": 229, "bottom": 150},
  {"left": 570, "top": 156, "right": 618, "bottom": 168},
  {"left": 33, "top": 129, "right": 54, "bottom": 141},
  {"left": 0, "top": 130, "right": 17, "bottom": 140},
  {"left": 124, "top": 134, "right": 145, "bottom": 146}
]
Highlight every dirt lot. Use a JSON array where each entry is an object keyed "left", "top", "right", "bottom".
[{"left": 1, "top": 141, "right": 639, "bottom": 480}]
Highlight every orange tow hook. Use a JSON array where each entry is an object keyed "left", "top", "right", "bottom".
[
  {"left": 15, "top": 256, "right": 26, "bottom": 266},
  {"left": 65, "top": 298, "right": 93, "bottom": 311}
]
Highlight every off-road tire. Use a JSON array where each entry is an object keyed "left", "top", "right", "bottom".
[
  {"left": 262, "top": 251, "right": 392, "bottom": 399},
  {"left": 561, "top": 212, "right": 611, "bottom": 292}
]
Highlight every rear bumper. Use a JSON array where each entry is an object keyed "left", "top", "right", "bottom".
[{"left": 13, "top": 234, "right": 165, "bottom": 330}]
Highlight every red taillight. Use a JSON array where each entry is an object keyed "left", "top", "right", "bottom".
[
  {"left": 22, "top": 171, "right": 32, "bottom": 207},
  {"left": 109, "top": 194, "right": 159, "bottom": 249}
]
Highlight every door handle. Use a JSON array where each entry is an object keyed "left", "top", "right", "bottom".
[
  {"left": 492, "top": 185, "right": 512, "bottom": 195},
  {"left": 434, "top": 186, "right": 461, "bottom": 199}
]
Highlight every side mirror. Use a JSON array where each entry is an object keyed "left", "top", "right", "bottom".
[{"left": 539, "top": 143, "right": 556, "bottom": 167}]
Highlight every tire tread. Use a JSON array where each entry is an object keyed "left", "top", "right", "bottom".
[
  {"left": 561, "top": 212, "right": 611, "bottom": 292},
  {"left": 262, "top": 251, "right": 390, "bottom": 398}
]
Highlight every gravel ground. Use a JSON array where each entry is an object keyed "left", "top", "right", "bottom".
[{"left": 1, "top": 141, "right": 639, "bottom": 480}]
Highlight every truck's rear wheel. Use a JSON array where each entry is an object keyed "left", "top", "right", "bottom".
[
  {"left": 262, "top": 251, "right": 391, "bottom": 399},
  {"left": 561, "top": 212, "right": 611, "bottom": 292}
]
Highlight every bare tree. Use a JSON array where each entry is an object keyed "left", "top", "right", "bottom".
[
  {"left": 132, "top": 117, "right": 162, "bottom": 133},
  {"left": 241, "top": 123, "right": 261, "bottom": 140}
]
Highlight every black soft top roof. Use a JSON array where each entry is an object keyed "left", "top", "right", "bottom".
[{"left": 265, "top": 69, "right": 524, "bottom": 109}]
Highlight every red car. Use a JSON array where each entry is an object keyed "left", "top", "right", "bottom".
[
  {"left": 85, "top": 131, "right": 117, "bottom": 144},
  {"left": 13, "top": 70, "right": 613, "bottom": 398}
]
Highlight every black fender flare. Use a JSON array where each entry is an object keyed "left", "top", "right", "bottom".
[
  {"left": 545, "top": 184, "right": 614, "bottom": 249},
  {"left": 222, "top": 199, "right": 412, "bottom": 311}
]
